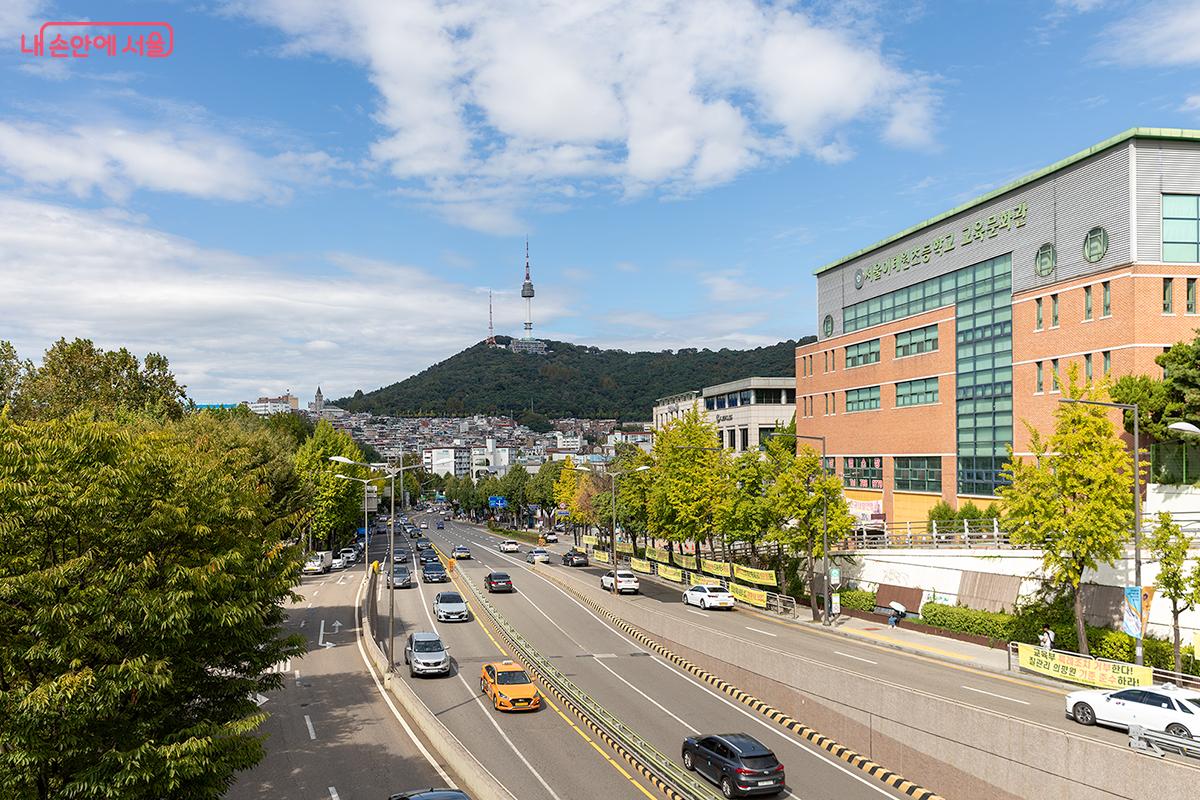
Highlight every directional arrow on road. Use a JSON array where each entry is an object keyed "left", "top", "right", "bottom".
[
  {"left": 331, "top": 620, "right": 343, "bottom": 633},
  {"left": 253, "top": 692, "right": 269, "bottom": 707},
  {"left": 317, "top": 619, "right": 336, "bottom": 649}
]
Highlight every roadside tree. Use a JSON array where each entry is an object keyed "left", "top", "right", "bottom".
[
  {"left": 1149, "top": 511, "right": 1200, "bottom": 674},
  {"left": 647, "top": 408, "right": 722, "bottom": 551},
  {"left": 294, "top": 419, "right": 369, "bottom": 549}
]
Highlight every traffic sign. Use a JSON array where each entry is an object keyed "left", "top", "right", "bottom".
[
  {"left": 828, "top": 567, "right": 841, "bottom": 587},
  {"left": 488, "top": 495, "right": 508, "bottom": 509}
]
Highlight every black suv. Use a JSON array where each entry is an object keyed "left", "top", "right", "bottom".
[{"left": 681, "top": 733, "right": 784, "bottom": 797}]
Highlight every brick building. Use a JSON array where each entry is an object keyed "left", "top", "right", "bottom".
[{"left": 796, "top": 127, "right": 1200, "bottom": 524}]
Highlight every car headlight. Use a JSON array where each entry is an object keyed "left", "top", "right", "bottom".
[{"left": 498, "top": 691, "right": 509, "bottom": 700}]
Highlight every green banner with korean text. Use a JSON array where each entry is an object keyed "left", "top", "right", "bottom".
[
  {"left": 733, "top": 564, "right": 777, "bottom": 587},
  {"left": 701, "top": 559, "right": 731, "bottom": 577},
  {"left": 728, "top": 582, "right": 768, "bottom": 608},
  {"left": 656, "top": 564, "right": 683, "bottom": 583},
  {"left": 630, "top": 557, "right": 651, "bottom": 574},
  {"left": 673, "top": 552, "right": 698, "bottom": 570}
]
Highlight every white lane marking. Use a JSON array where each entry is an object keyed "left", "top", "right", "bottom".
[
  {"left": 299, "top": 619, "right": 307, "bottom": 628},
  {"left": 307, "top": 602, "right": 313, "bottom": 608},
  {"left": 835, "top": 651, "right": 878, "bottom": 665},
  {"left": 313, "top": 590, "right": 320, "bottom": 596},
  {"left": 304, "top": 714, "right": 316, "bottom": 739},
  {"left": 686, "top": 609, "right": 709, "bottom": 617},
  {"left": 351, "top": 556, "right": 458, "bottom": 789},
  {"left": 413, "top": 566, "right": 565, "bottom": 800},
  {"left": 961, "top": 685, "right": 1030, "bottom": 705},
  {"left": 745, "top": 626, "right": 777, "bottom": 637},
  {"left": 498, "top": 544, "right": 901, "bottom": 799},
  {"left": 295, "top": 669, "right": 301, "bottom": 680},
  {"left": 328, "top": 787, "right": 339, "bottom": 800}
]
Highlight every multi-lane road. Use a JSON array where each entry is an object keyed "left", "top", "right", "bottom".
[{"left": 231, "top": 511, "right": 1158, "bottom": 800}]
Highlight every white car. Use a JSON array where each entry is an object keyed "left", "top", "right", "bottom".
[
  {"left": 331, "top": 555, "right": 346, "bottom": 570},
  {"left": 1066, "top": 683, "right": 1200, "bottom": 737},
  {"left": 338, "top": 547, "right": 357, "bottom": 564},
  {"left": 499, "top": 540, "right": 520, "bottom": 553},
  {"left": 601, "top": 570, "right": 640, "bottom": 594},
  {"left": 683, "top": 585, "right": 735, "bottom": 610},
  {"left": 543, "top": 531, "right": 558, "bottom": 543},
  {"left": 420, "top": 522, "right": 429, "bottom": 529},
  {"left": 526, "top": 548, "right": 550, "bottom": 563}
]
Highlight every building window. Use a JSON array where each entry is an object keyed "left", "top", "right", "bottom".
[
  {"left": 1084, "top": 285, "right": 1093, "bottom": 320},
  {"left": 727, "top": 429, "right": 736, "bottom": 449},
  {"left": 727, "top": 392, "right": 739, "bottom": 408},
  {"left": 1051, "top": 294, "right": 1059, "bottom": 327},
  {"left": 822, "top": 456, "right": 835, "bottom": 474},
  {"left": 845, "top": 339, "right": 881, "bottom": 368},
  {"left": 758, "top": 427, "right": 777, "bottom": 446},
  {"left": 1035, "top": 297, "right": 1043, "bottom": 330},
  {"left": 739, "top": 428, "right": 749, "bottom": 451},
  {"left": 843, "top": 456, "right": 883, "bottom": 489},
  {"left": 1189, "top": 279, "right": 1197, "bottom": 314},
  {"left": 1164, "top": 278, "right": 1174, "bottom": 313},
  {"left": 1162, "top": 194, "right": 1200, "bottom": 262},
  {"left": 705, "top": 396, "right": 715, "bottom": 411},
  {"left": 1085, "top": 353, "right": 1093, "bottom": 382},
  {"left": 896, "top": 324, "right": 939, "bottom": 357},
  {"left": 894, "top": 456, "right": 942, "bottom": 493},
  {"left": 757, "top": 388, "right": 782, "bottom": 404},
  {"left": 845, "top": 386, "right": 881, "bottom": 413},
  {"left": 715, "top": 395, "right": 726, "bottom": 409},
  {"left": 1103, "top": 350, "right": 1111, "bottom": 374},
  {"left": 1102, "top": 281, "right": 1111, "bottom": 316},
  {"left": 1036, "top": 362, "right": 1043, "bottom": 393},
  {"left": 895, "top": 377, "right": 939, "bottom": 407},
  {"left": 1051, "top": 358, "right": 1059, "bottom": 391}
]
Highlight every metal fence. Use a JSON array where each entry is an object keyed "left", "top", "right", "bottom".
[{"left": 1150, "top": 442, "right": 1200, "bottom": 487}]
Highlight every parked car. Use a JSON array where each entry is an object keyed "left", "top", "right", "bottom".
[
  {"left": 498, "top": 540, "right": 520, "bottom": 553},
  {"left": 392, "top": 565, "right": 411, "bottom": 589},
  {"left": 543, "top": 531, "right": 558, "bottom": 543},
  {"left": 526, "top": 548, "right": 550, "bottom": 564},
  {"left": 601, "top": 570, "right": 640, "bottom": 594},
  {"left": 434, "top": 591, "right": 471, "bottom": 622},
  {"left": 485, "top": 572, "right": 514, "bottom": 593},
  {"left": 422, "top": 562, "right": 449, "bottom": 583},
  {"left": 562, "top": 549, "right": 589, "bottom": 567},
  {"left": 416, "top": 538, "right": 433, "bottom": 550},
  {"left": 479, "top": 660, "right": 541, "bottom": 712},
  {"left": 331, "top": 555, "right": 346, "bottom": 570},
  {"left": 681, "top": 733, "right": 785, "bottom": 797},
  {"left": 404, "top": 632, "right": 450, "bottom": 678},
  {"left": 683, "top": 585, "right": 736, "bottom": 610},
  {"left": 1066, "top": 683, "right": 1200, "bottom": 737},
  {"left": 388, "top": 791, "right": 470, "bottom": 800},
  {"left": 452, "top": 545, "right": 471, "bottom": 560}
]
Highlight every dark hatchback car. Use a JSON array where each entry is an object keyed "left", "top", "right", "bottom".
[
  {"left": 561, "top": 549, "right": 589, "bottom": 567},
  {"left": 682, "top": 733, "right": 785, "bottom": 798},
  {"left": 484, "top": 571, "right": 514, "bottom": 593},
  {"left": 422, "top": 562, "right": 449, "bottom": 583},
  {"left": 388, "top": 790, "right": 469, "bottom": 800}
]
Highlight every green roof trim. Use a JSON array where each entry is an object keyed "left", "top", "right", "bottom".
[{"left": 813, "top": 127, "right": 1200, "bottom": 276}]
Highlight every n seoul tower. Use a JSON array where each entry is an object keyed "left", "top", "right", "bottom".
[{"left": 520, "top": 238, "right": 535, "bottom": 339}]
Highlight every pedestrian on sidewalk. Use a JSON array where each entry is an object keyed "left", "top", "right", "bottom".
[
  {"left": 888, "top": 608, "right": 901, "bottom": 628},
  {"left": 1038, "top": 625, "right": 1055, "bottom": 651}
]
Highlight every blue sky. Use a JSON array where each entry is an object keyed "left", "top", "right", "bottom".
[{"left": 1, "top": 0, "right": 1198, "bottom": 402}]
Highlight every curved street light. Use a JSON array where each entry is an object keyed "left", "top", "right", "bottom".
[{"left": 563, "top": 462, "right": 651, "bottom": 592}]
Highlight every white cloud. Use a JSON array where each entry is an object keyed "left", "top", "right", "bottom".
[
  {"left": 0, "top": 121, "right": 341, "bottom": 203},
  {"left": 1098, "top": 2, "right": 1200, "bottom": 65},
  {"left": 234, "top": 0, "right": 937, "bottom": 231},
  {"left": 0, "top": 0, "right": 44, "bottom": 38},
  {"left": 0, "top": 196, "right": 571, "bottom": 402},
  {"left": 1182, "top": 95, "right": 1200, "bottom": 112},
  {"left": 700, "top": 269, "right": 772, "bottom": 303}
]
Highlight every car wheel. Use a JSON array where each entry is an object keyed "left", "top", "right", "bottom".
[
  {"left": 1166, "top": 723, "right": 1192, "bottom": 738},
  {"left": 701, "top": 598, "right": 709, "bottom": 610},
  {"left": 720, "top": 776, "right": 734, "bottom": 798},
  {"left": 682, "top": 750, "right": 695, "bottom": 771},
  {"left": 1072, "top": 702, "right": 1096, "bottom": 726},
  {"left": 409, "top": 665, "right": 416, "bottom": 678},
  {"left": 480, "top": 678, "right": 487, "bottom": 694},
  {"left": 683, "top": 594, "right": 690, "bottom": 605}
]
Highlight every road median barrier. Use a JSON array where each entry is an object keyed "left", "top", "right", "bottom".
[
  {"left": 360, "top": 572, "right": 518, "bottom": 800},
  {"left": 536, "top": 567, "right": 946, "bottom": 800},
  {"left": 454, "top": 567, "right": 722, "bottom": 800}
]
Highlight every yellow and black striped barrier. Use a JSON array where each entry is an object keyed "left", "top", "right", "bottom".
[{"left": 540, "top": 569, "right": 946, "bottom": 800}]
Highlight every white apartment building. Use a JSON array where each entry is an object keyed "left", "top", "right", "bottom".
[
  {"left": 553, "top": 431, "right": 583, "bottom": 452},
  {"left": 471, "top": 438, "right": 517, "bottom": 478},
  {"left": 653, "top": 379, "right": 796, "bottom": 453},
  {"left": 422, "top": 447, "right": 472, "bottom": 478}
]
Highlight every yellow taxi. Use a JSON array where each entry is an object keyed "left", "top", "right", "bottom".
[{"left": 479, "top": 660, "right": 541, "bottom": 712}]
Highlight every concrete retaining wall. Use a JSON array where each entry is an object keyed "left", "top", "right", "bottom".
[{"left": 570, "top": 576, "right": 1199, "bottom": 800}]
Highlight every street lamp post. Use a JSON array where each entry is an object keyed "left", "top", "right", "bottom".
[
  {"left": 1059, "top": 398, "right": 1143, "bottom": 665},
  {"left": 767, "top": 432, "right": 832, "bottom": 626},
  {"left": 563, "top": 462, "right": 650, "bottom": 593}
]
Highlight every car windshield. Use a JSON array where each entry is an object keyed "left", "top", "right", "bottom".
[
  {"left": 393, "top": 566, "right": 408, "bottom": 574},
  {"left": 496, "top": 669, "right": 531, "bottom": 685},
  {"left": 617, "top": 572, "right": 635, "bottom": 578},
  {"left": 1184, "top": 697, "right": 1200, "bottom": 712},
  {"left": 709, "top": 587, "right": 730, "bottom": 595},
  {"left": 439, "top": 593, "right": 463, "bottom": 604},
  {"left": 492, "top": 573, "right": 510, "bottom": 581},
  {"left": 425, "top": 564, "right": 444, "bottom": 572},
  {"left": 741, "top": 755, "right": 778, "bottom": 770},
  {"left": 413, "top": 639, "right": 444, "bottom": 653}
]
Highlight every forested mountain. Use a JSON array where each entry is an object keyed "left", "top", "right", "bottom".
[{"left": 336, "top": 336, "right": 812, "bottom": 420}]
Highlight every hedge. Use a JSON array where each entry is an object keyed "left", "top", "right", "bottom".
[
  {"left": 919, "top": 602, "right": 1016, "bottom": 642},
  {"left": 838, "top": 589, "right": 876, "bottom": 612}
]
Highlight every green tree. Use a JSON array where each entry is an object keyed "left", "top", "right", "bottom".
[
  {"left": 1000, "top": 369, "right": 1134, "bottom": 654},
  {"left": 293, "top": 419, "right": 369, "bottom": 550},
  {"left": 647, "top": 408, "right": 722, "bottom": 550},
  {"left": 264, "top": 411, "right": 315, "bottom": 448},
  {"left": 767, "top": 444, "right": 853, "bottom": 620},
  {"left": 500, "top": 466, "right": 531, "bottom": 526},
  {"left": 0, "top": 339, "right": 31, "bottom": 411},
  {"left": 1149, "top": 512, "right": 1200, "bottom": 674},
  {"left": 14, "top": 338, "right": 188, "bottom": 421},
  {"left": 0, "top": 413, "right": 305, "bottom": 800},
  {"left": 715, "top": 449, "right": 775, "bottom": 553},
  {"left": 530, "top": 459, "right": 566, "bottom": 525}
]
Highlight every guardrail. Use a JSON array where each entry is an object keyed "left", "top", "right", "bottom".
[
  {"left": 1128, "top": 724, "right": 1200, "bottom": 759},
  {"left": 455, "top": 569, "right": 721, "bottom": 800}
]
